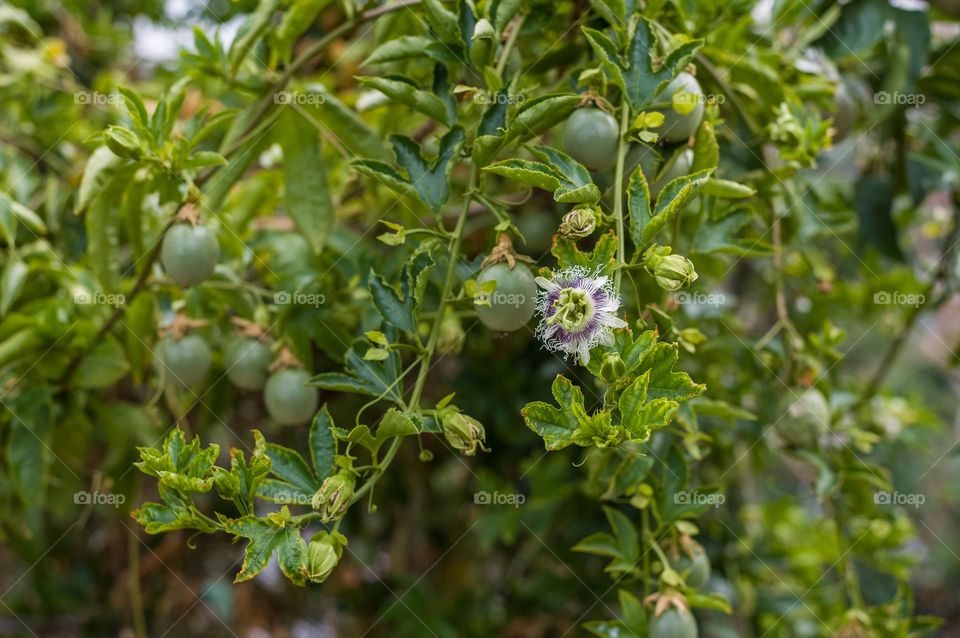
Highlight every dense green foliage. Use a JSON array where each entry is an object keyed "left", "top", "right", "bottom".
[{"left": 1, "top": 0, "right": 959, "bottom": 636}]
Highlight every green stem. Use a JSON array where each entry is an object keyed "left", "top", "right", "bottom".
[
  {"left": 645, "top": 531, "right": 671, "bottom": 567},
  {"left": 641, "top": 508, "right": 651, "bottom": 596},
  {"left": 344, "top": 165, "right": 479, "bottom": 513},
  {"left": 409, "top": 164, "right": 478, "bottom": 409},
  {"left": 127, "top": 506, "right": 148, "bottom": 638},
  {"left": 495, "top": 14, "right": 526, "bottom": 77},
  {"left": 613, "top": 100, "right": 631, "bottom": 293}
]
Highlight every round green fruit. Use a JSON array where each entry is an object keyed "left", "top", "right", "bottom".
[
  {"left": 475, "top": 263, "right": 538, "bottom": 332},
  {"left": 264, "top": 368, "right": 319, "bottom": 425},
  {"left": 655, "top": 148, "right": 694, "bottom": 199},
  {"left": 776, "top": 388, "right": 830, "bottom": 448},
  {"left": 224, "top": 337, "right": 272, "bottom": 391},
  {"left": 624, "top": 143, "right": 662, "bottom": 186},
  {"left": 161, "top": 223, "right": 220, "bottom": 287},
  {"left": 655, "top": 72, "right": 705, "bottom": 143},
  {"left": 675, "top": 542, "right": 711, "bottom": 588},
  {"left": 649, "top": 607, "right": 699, "bottom": 638},
  {"left": 515, "top": 210, "right": 556, "bottom": 256},
  {"left": 626, "top": 145, "right": 693, "bottom": 200},
  {"left": 563, "top": 108, "right": 619, "bottom": 171},
  {"left": 155, "top": 335, "right": 212, "bottom": 388}
]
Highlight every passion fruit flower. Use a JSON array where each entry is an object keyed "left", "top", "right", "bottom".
[{"left": 535, "top": 267, "right": 627, "bottom": 365}]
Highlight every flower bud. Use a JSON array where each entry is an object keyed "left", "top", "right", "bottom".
[
  {"left": 654, "top": 254, "right": 698, "bottom": 291},
  {"left": 213, "top": 471, "right": 239, "bottom": 500},
  {"left": 643, "top": 245, "right": 698, "bottom": 291},
  {"left": 599, "top": 352, "right": 626, "bottom": 383},
  {"left": 306, "top": 531, "right": 346, "bottom": 583},
  {"left": 312, "top": 471, "right": 355, "bottom": 521},
  {"left": 470, "top": 19, "right": 496, "bottom": 68},
  {"left": 440, "top": 410, "right": 489, "bottom": 456},
  {"left": 559, "top": 207, "right": 597, "bottom": 239}
]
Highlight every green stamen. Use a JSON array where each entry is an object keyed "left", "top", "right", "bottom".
[{"left": 546, "top": 288, "right": 593, "bottom": 332}]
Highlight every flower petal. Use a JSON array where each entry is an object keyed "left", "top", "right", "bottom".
[{"left": 535, "top": 276, "right": 559, "bottom": 292}]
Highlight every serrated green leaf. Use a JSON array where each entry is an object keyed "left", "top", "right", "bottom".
[
  {"left": 76, "top": 146, "right": 122, "bottom": 214},
  {"left": 280, "top": 108, "right": 334, "bottom": 255},
  {"left": 311, "top": 340, "right": 402, "bottom": 401},
  {"left": 483, "top": 159, "right": 564, "bottom": 191},
  {"left": 310, "top": 405, "right": 337, "bottom": 480},
  {"left": 1, "top": 257, "right": 27, "bottom": 317},
  {"left": 530, "top": 145, "right": 602, "bottom": 203},
  {"left": 582, "top": 27, "right": 626, "bottom": 90},
  {"left": 264, "top": 443, "right": 318, "bottom": 492},
  {"left": 353, "top": 159, "right": 421, "bottom": 200},
  {"left": 702, "top": 178, "right": 755, "bottom": 198},
  {"left": 692, "top": 120, "right": 719, "bottom": 172},
  {"left": 572, "top": 531, "right": 620, "bottom": 557},
  {"left": 618, "top": 589, "right": 647, "bottom": 631},
  {"left": 273, "top": 0, "right": 328, "bottom": 64},
  {"left": 364, "top": 36, "right": 435, "bottom": 65},
  {"left": 255, "top": 479, "right": 313, "bottom": 505},
  {"left": 7, "top": 387, "right": 54, "bottom": 508},
  {"left": 686, "top": 591, "right": 733, "bottom": 614},
  {"left": 390, "top": 126, "right": 464, "bottom": 210},
  {"left": 181, "top": 150, "right": 227, "bottom": 170},
  {"left": 9, "top": 200, "right": 45, "bottom": 235},
  {"left": 378, "top": 407, "right": 419, "bottom": 441},
  {"left": 221, "top": 516, "right": 308, "bottom": 585},
  {"left": 474, "top": 94, "right": 579, "bottom": 166},
  {"left": 603, "top": 505, "right": 640, "bottom": 563},
  {"left": 639, "top": 168, "right": 713, "bottom": 245},
  {"left": 636, "top": 341, "right": 704, "bottom": 401},
  {"left": 627, "top": 163, "right": 652, "bottom": 250},
  {"left": 0, "top": 194, "right": 14, "bottom": 247},
  {"left": 521, "top": 375, "right": 586, "bottom": 450},
  {"left": 369, "top": 270, "right": 417, "bottom": 334},
  {"left": 618, "top": 371, "right": 679, "bottom": 440},
  {"left": 555, "top": 183, "right": 602, "bottom": 203},
  {"left": 552, "top": 231, "right": 619, "bottom": 276},
  {"left": 357, "top": 76, "right": 453, "bottom": 126},
  {"left": 420, "top": 0, "right": 461, "bottom": 44},
  {"left": 228, "top": 0, "right": 282, "bottom": 77},
  {"left": 74, "top": 336, "right": 130, "bottom": 389},
  {"left": 301, "top": 85, "right": 389, "bottom": 161},
  {"left": 624, "top": 19, "right": 702, "bottom": 110},
  {"left": 587, "top": 0, "right": 625, "bottom": 25}
]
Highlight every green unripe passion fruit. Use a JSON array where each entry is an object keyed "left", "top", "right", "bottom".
[
  {"left": 649, "top": 606, "right": 699, "bottom": 638},
  {"left": 675, "top": 542, "right": 711, "bottom": 588},
  {"left": 224, "top": 337, "right": 272, "bottom": 391},
  {"left": 654, "top": 72, "right": 705, "bottom": 143},
  {"left": 776, "top": 388, "right": 830, "bottom": 448},
  {"left": 155, "top": 335, "right": 212, "bottom": 388},
  {"left": 655, "top": 148, "right": 695, "bottom": 198},
  {"left": 161, "top": 223, "right": 220, "bottom": 287},
  {"left": 625, "top": 145, "right": 693, "bottom": 200},
  {"left": 475, "top": 263, "right": 538, "bottom": 332},
  {"left": 515, "top": 210, "right": 556, "bottom": 256},
  {"left": 563, "top": 108, "right": 620, "bottom": 171},
  {"left": 264, "top": 368, "right": 319, "bottom": 425}
]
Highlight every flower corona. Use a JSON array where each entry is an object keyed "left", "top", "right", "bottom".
[{"left": 534, "top": 267, "right": 628, "bottom": 365}]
